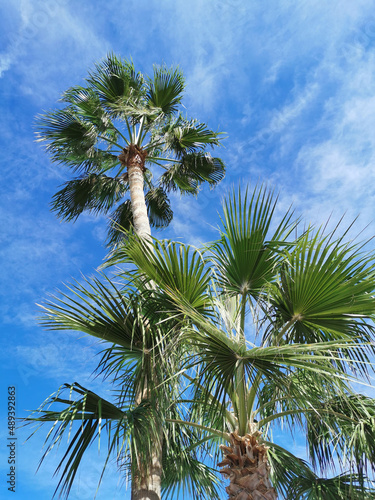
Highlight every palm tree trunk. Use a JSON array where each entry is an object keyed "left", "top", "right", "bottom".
[
  {"left": 123, "top": 145, "right": 162, "bottom": 500},
  {"left": 218, "top": 431, "right": 277, "bottom": 500},
  {"left": 131, "top": 439, "right": 163, "bottom": 500},
  {"left": 125, "top": 144, "right": 151, "bottom": 239}
]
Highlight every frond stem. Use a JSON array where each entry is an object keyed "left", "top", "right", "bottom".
[
  {"left": 274, "top": 317, "right": 299, "bottom": 345},
  {"left": 166, "top": 418, "right": 230, "bottom": 441}
]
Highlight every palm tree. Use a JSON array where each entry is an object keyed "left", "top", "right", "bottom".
[
  {"left": 110, "top": 185, "right": 375, "bottom": 499},
  {"left": 36, "top": 53, "right": 225, "bottom": 244},
  {"left": 29, "top": 185, "right": 375, "bottom": 498},
  {"left": 32, "top": 53, "right": 225, "bottom": 499}
]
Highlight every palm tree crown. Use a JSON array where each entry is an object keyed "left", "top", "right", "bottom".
[
  {"left": 111, "top": 185, "right": 375, "bottom": 499},
  {"left": 36, "top": 54, "right": 225, "bottom": 244}
]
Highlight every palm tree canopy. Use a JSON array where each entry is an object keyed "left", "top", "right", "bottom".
[{"left": 36, "top": 54, "right": 226, "bottom": 246}]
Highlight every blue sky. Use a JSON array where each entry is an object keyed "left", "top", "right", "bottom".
[{"left": 2, "top": 0, "right": 375, "bottom": 498}]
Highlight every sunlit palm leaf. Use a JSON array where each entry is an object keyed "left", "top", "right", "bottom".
[
  {"left": 158, "top": 115, "right": 223, "bottom": 157},
  {"left": 60, "top": 85, "right": 115, "bottom": 134},
  {"left": 268, "top": 229, "right": 375, "bottom": 376},
  {"left": 39, "top": 275, "right": 146, "bottom": 352},
  {"left": 108, "top": 234, "right": 213, "bottom": 315},
  {"left": 211, "top": 185, "right": 297, "bottom": 299},
  {"left": 147, "top": 65, "right": 185, "bottom": 116},
  {"left": 36, "top": 108, "right": 98, "bottom": 157},
  {"left": 87, "top": 53, "right": 144, "bottom": 117}
]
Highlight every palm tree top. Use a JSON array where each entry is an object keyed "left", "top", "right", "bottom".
[{"left": 36, "top": 53, "right": 226, "bottom": 246}]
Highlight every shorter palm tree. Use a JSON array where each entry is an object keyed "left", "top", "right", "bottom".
[
  {"left": 27, "top": 185, "right": 375, "bottom": 499},
  {"left": 112, "top": 185, "right": 375, "bottom": 499}
]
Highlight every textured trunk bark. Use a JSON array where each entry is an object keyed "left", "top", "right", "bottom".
[
  {"left": 218, "top": 431, "right": 277, "bottom": 500},
  {"left": 120, "top": 144, "right": 151, "bottom": 239},
  {"left": 131, "top": 441, "right": 163, "bottom": 500}
]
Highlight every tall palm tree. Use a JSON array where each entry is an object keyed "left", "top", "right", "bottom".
[
  {"left": 110, "top": 185, "right": 375, "bottom": 499},
  {"left": 36, "top": 53, "right": 225, "bottom": 244},
  {"left": 33, "top": 54, "right": 225, "bottom": 499}
]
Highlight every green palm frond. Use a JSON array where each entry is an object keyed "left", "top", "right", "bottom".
[
  {"left": 160, "top": 153, "right": 225, "bottom": 194},
  {"left": 36, "top": 108, "right": 98, "bottom": 159},
  {"left": 211, "top": 184, "right": 297, "bottom": 299},
  {"left": 107, "top": 200, "right": 134, "bottom": 247},
  {"left": 305, "top": 394, "right": 375, "bottom": 475},
  {"left": 60, "top": 85, "right": 115, "bottom": 134},
  {"left": 26, "top": 383, "right": 125, "bottom": 498},
  {"left": 26, "top": 382, "right": 160, "bottom": 499},
  {"left": 147, "top": 65, "right": 185, "bottom": 116},
  {"left": 157, "top": 115, "right": 223, "bottom": 157},
  {"left": 257, "top": 366, "right": 351, "bottom": 431},
  {"left": 145, "top": 186, "right": 173, "bottom": 228},
  {"left": 87, "top": 54, "right": 144, "bottom": 116},
  {"left": 271, "top": 229, "right": 375, "bottom": 339},
  {"left": 292, "top": 474, "right": 375, "bottom": 500},
  {"left": 38, "top": 275, "right": 146, "bottom": 352},
  {"left": 107, "top": 234, "right": 213, "bottom": 315},
  {"left": 267, "top": 444, "right": 375, "bottom": 499},
  {"left": 161, "top": 415, "right": 222, "bottom": 500},
  {"left": 51, "top": 174, "right": 128, "bottom": 221},
  {"left": 188, "top": 327, "right": 365, "bottom": 396},
  {"left": 162, "top": 448, "right": 221, "bottom": 500}
]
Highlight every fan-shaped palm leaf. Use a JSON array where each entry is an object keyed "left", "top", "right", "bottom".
[
  {"left": 146, "top": 65, "right": 185, "bottom": 116},
  {"left": 51, "top": 174, "right": 128, "bottom": 221},
  {"left": 211, "top": 185, "right": 297, "bottom": 300},
  {"left": 160, "top": 153, "right": 225, "bottom": 194}
]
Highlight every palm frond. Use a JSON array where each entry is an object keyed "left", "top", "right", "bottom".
[
  {"left": 51, "top": 174, "right": 128, "bottom": 221},
  {"left": 158, "top": 115, "right": 223, "bottom": 157},
  {"left": 211, "top": 184, "right": 297, "bottom": 299},
  {"left": 147, "top": 65, "right": 185, "bottom": 116},
  {"left": 26, "top": 382, "right": 126, "bottom": 498},
  {"left": 268, "top": 227, "right": 375, "bottom": 376},
  {"left": 107, "top": 200, "right": 134, "bottom": 247},
  {"left": 160, "top": 153, "right": 225, "bottom": 194},
  {"left": 60, "top": 85, "right": 115, "bottom": 134},
  {"left": 38, "top": 275, "right": 146, "bottom": 352},
  {"left": 161, "top": 418, "right": 222, "bottom": 499},
  {"left": 107, "top": 234, "right": 213, "bottom": 316},
  {"left": 145, "top": 186, "right": 173, "bottom": 228},
  {"left": 87, "top": 53, "right": 144, "bottom": 117},
  {"left": 267, "top": 444, "right": 375, "bottom": 499},
  {"left": 305, "top": 394, "right": 375, "bottom": 476}
]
